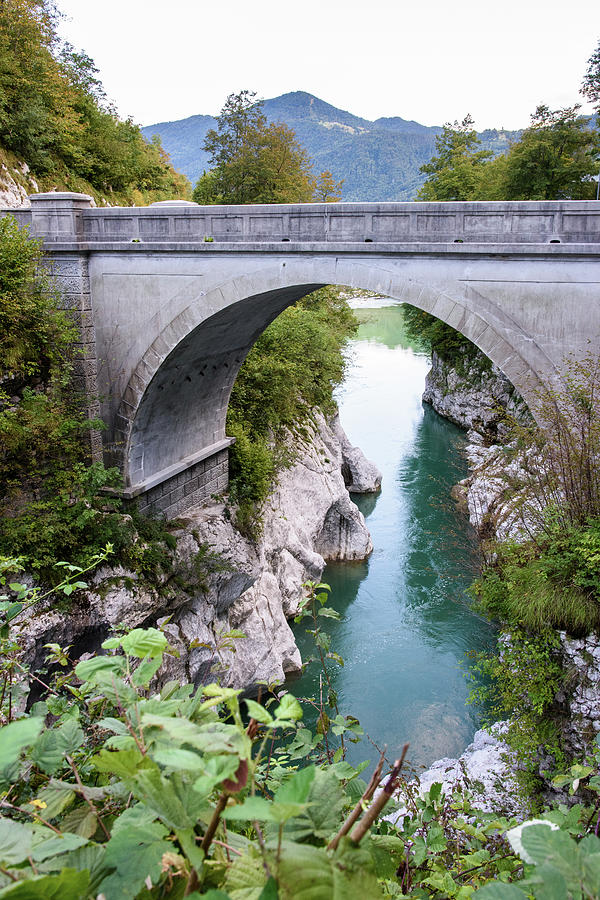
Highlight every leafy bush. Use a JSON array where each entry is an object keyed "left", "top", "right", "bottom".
[
  {"left": 0, "top": 216, "right": 177, "bottom": 584},
  {"left": 468, "top": 628, "right": 566, "bottom": 796},
  {"left": 473, "top": 524, "right": 600, "bottom": 635},
  {"left": 227, "top": 287, "right": 357, "bottom": 532},
  {"left": 0, "top": 2, "right": 189, "bottom": 204},
  {"left": 2, "top": 576, "right": 600, "bottom": 898},
  {"left": 401, "top": 303, "right": 491, "bottom": 374}
]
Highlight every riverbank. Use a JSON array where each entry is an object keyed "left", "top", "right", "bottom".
[
  {"left": 12, "top": 409, "right": 381, "bottom": 693},
  {"left": 420, "top": 344, "right": 600, "bottom": 811}
]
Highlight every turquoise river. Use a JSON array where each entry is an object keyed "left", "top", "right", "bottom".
[{"left": 289, "top": 302, "right": 497, "bottom": 774}]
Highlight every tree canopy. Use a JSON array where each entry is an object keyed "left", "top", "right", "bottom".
[
  {"left": 582, "top": 38, "right": 600, "bottom": 115},
  {"left": 502, "top": 104, "right": 599, "bottom": 200},
  {"left": 193, "top": 90, "right": 336, "bottom": 204},
  {"left": 0, "top": 0, "right": 189, "bottom": 203},
  {"left": 417, "top": 115, "right": 493, "bottom": 201},
  {"left": 417, "top": 106, "right": 599, "bottom": 202}
]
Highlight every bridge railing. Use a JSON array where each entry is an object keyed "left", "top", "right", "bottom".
[{"left": 1, "top": 195, "right": 599, "bottom": 244}]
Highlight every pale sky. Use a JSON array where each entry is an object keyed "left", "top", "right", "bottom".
[{"left": 56, "top": 0, "right": 598, "bottom": 131}]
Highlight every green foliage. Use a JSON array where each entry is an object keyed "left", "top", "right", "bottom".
[
  {"left": 3, "top": 573, "right": 600, "bottom": 898},
  {"left": 474, "top": 809, "right": 600, "bottom": 899},
  {"left": 501, "top": 105, "right": 600, "bottom": 200},
  {"left": 417, "top": 115, "right": 494, "bottom": 201},
  {"left": 471, "top": 354, "right": 600, "bottom": 634},
  {"left": 582, "top": 39, "right": 600, "bottom": 116},
  {"left": 0, "top": 0, "right": 189, "bottom": 204},
  {"left": 468, "top": 629, "right": 565, "bottom": 795},
  {"left": 417, "top": 105, "right": 599, "bottom": 203},
  {"left": 0, "top": 216, "right": 75, "bottom": 381},
  {"left": 227, "top": 287, "right": 357, "bottom": 532},
  {"left": 0, "top": 214, "right": 183, "bottom": 584},
  {"left": 401, "top": 303, "right": 490, "bottom": 373},
  {"left": 472, "top": 525, "right": 600, "bottom": 635},
  {"left": 196, "top": 90, "right": 316, "bottom": 204}
]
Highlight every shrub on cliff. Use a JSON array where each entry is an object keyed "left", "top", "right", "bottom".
[
  {"left": 0, "top": 216, "right": 176, "bottom": 583},
  {"left": 473, "top": 354, "right": 600, "bottom": 635},
  {"left": 227, "top": 286, "right": 357, "bottom": 532}
]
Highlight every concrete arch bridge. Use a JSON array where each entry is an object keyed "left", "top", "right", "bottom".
[{"left": 4, "top": 193, "right": 600, "bottom": 517}]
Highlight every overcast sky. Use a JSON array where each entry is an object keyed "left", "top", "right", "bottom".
[{"left": 56, "top": 0, "right": 598, "bottom": 131}]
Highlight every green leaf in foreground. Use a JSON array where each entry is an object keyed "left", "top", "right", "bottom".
[
  {"left": 0, "top": 816, "right": 32, "bottom": 865},
  {"left": 0, "top": 869, "right": 91, "bottom": 899},
  {"left": 276, "top": 839, "right": 383, "bottom": 900},
  {"left": 99, "top": 808, "right": 171, "bottom": 899},
  {"left": 0, "top": 717, "right": 43, "bottom": 784}
]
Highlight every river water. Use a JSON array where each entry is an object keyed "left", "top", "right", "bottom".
[{"left": 289, "top": 302, "right": 496, "bottom": 773}]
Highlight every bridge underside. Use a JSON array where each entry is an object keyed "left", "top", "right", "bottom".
[
  {"left": 124, "top": 283, "right": 323, "bottom": 515},
  {"left": 83, "top": 251, "right": 600, "bottom": 518}
]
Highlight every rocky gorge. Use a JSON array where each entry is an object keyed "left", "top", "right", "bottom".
[
  {"left": 418, "top": 347, "right": 600, "bottom": 813},
  {"left": 13, "top": 409, "right": 381, "bottom": 696}
]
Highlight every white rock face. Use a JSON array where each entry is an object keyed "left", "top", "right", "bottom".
[
  {"left": 330, "top": 412, "right": 382, "bottom": 493},
  {"left": 557, "top": 632, "right": 600, "bottom": 757},
  {"left": 0, "top": 163, "right": 37, "bottom": 207},
  {"left": 14, "top": 412, "right": 378, "bottom": 692},
  {"left": 423, "top": 350, "right": 527, "bottom": 440},
  {"left": 452, "top": 431, "right": 546, "bottom": 543},
  {"left": 388, "top": 725, "right": 526, "bottom": 823}
]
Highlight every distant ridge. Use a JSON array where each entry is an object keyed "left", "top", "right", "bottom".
[{"left": 142, "top": 91, "right": 521, "bottom": 201}]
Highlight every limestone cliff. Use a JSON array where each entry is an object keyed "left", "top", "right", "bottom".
[
  {"left": 15, "top": 410, "right": 381, "bottom": 691},
  {"left": 423, "top": 349, "right": 526, "bottom": 440},
  {"left": 422, "top": 348, "right": 600, "bottom": 807}
]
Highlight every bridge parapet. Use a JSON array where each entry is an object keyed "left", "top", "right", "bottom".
[
  {"left": 2, "top": 195, "right": 598, "bottom": 245},
  {"left": 77, "top": 200, "right": 600, "bottom": 245}
]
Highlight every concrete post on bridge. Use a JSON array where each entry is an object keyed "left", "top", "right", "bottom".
[{"left": 29, "top": 192, "right": 103, "bottom": 462}]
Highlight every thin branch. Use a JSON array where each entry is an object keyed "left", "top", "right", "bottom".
[
  {"left": 349, "top": 744, "right": 409, "bottom": 845},
  {"left": 200, "top": 792, "right": 228, "bottom": 854},
  {"left": 213, "top": 838, "right": 242, "bottom": 857},
  {"left": 0, "top": 799, "right": 61, "bottom": 834},
  {"left": 65, "top": 754, "right": 110, "bottom": 839},
  {"left": 328, "top": 750, "right": 386, "bottom": 851}
]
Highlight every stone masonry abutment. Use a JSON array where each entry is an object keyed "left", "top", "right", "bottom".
[{"left": 1, "top": 193, "right": 599, "bottom": 517}]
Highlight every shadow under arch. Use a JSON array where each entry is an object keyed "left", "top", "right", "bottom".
[{"left": 115, "top": 257, "right": 555, "bottom": 489}]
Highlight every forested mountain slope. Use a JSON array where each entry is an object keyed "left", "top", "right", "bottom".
[
  {"left": 0, "top": 0, "right": 189, "bottom": 206},
  {"left": 143, "top": 90, "right": 521, "bottom": 200}
]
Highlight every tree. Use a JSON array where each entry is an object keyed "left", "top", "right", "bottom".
[
  {"left": 501, "top": 104, "right": 600, "bottom": 200},
  {"left": 196, "top": 90, "right": 315, "bottom": 204},
  {"left": 581, "top": 38, "right": 600, "bottom": 114},
  {"left": 417, "top": 115, "right": 493, "bottom": 200},
  {"left": 314, "top": 170, "right": 344, "bottom": 202}
]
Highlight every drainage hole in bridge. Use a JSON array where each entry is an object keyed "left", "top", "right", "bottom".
[
  {"left": 549, "top": 239, "right": 561, "bottom": 243},
  {"left": 364, "top": 238, "right": 373, "bottom": 243}
]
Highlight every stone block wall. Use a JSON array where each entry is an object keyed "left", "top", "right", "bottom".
[
  {"left": 135, "top": 448, "right": 229, "bottom": 519},
  {"left": 48, "top": 252, "right": 104, "bottom": 463}
]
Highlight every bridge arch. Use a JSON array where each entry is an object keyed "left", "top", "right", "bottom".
[{"left": 115, "top": 257, "right": 554, "bottom": 493}]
